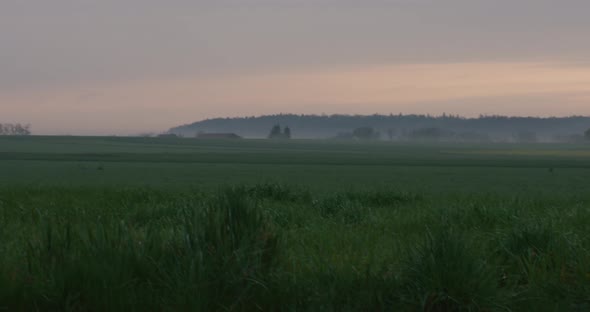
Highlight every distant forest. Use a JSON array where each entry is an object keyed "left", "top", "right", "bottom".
[{"left": 169, "top": 114, "right": 590, "bottom": 142}]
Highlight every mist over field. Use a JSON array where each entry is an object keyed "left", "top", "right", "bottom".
[
  {"left": 170, "top": 114, "right": 590, "bottom": 142},
  {"left": 3, "top": 0, "right": 590, "bottom": 310}
]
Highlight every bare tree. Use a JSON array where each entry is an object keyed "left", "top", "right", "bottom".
[{"left": 0, "top": 123, "right": 32, "bottom": 135}]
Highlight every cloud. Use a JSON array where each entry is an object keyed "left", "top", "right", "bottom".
[
  {"left": 2, "top": 0, "right": 590, "bottom": 91},
  {"left": 3, "top": 61, "right": 590, "bottom": 134}
]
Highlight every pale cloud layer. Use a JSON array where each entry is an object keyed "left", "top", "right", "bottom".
[
  {"left": 4, "top": 62, "right": 590, "bottom": 135},
  {"left": 1, "top": 1, "right": 590, "bottom": 134}
]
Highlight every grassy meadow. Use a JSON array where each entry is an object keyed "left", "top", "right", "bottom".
[{"left": 1, "top": 136, "right": 590, "bottom": 311}]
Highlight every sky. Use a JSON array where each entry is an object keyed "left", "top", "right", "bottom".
[{"left": 2, "top": 0, "right": 590, "bottom": 135}]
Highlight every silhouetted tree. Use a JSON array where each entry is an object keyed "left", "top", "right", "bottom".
[
  {"left": 14, "top": 124, "right": 30, "bottom": 135},
  {"left": 268, "top": 124, "right": 282, "bottom": 139},
  {"left": 267, "top": 124, "right": 292, "bottom": 139},
  {"left": 585, "top": 128, "right": 590, "bottom": 140},
  {"left": 0, "top": 123, "right": 31, "bottom": 136}
]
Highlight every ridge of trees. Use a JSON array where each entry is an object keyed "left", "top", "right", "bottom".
[{"left": 169, "top": 113, "right": 590, "bottom": 141}]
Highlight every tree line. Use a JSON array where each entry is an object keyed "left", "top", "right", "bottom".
[
  {"left": 0, "top": 123, "right": 31, "bottom": 136},
  {"left": 170, "top": 114, "right": 590, "bottom": 141}
]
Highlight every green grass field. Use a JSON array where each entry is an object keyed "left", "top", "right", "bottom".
[{"left": 1, "top": 136, "right": 590, "bottom": 311}]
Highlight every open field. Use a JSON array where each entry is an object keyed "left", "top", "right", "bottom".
[{"left": 1, "top": 136, "right": 590, "bottom": 310}]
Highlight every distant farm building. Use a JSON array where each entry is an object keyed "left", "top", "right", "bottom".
[
  {"left": 196, "top": 133, "right": 242, "bottom": 139},
  {"left": 157, "top": 133, "right": 179, "bottom": 138}
]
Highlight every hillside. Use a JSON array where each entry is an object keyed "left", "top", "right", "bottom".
[{"left": 169, "top": 114, "right": 590, "bottom": 142}]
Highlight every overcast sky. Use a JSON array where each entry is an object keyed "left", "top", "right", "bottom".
[{"left": 2, "top": 0, "right": 590, "bottom": 135}]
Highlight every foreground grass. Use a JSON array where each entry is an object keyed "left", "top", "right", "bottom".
[{"left": 1, "top": 184, "right": 590, "bottom": 311}]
